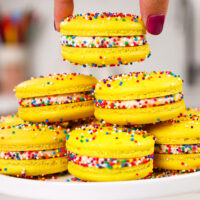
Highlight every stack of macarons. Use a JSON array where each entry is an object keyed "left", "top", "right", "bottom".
[
  {"left": 0, "top": 11, "right": 198, "bottom": 182},
  {"left": 0, "top": 73, "right": 97, "bottom": 177},
  {"left": 65, "top": 70, "right": 187, "bottom": 181}
]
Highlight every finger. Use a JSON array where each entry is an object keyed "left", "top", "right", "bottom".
[
  {"left": 140, "top": 0, "right": 169, "bottom": 35},
  {"left": 54, "top": 0, "right": 74, "bottom": 31}
]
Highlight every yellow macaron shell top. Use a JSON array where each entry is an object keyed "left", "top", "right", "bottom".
[
  {"left": 186, "top": 108, "right": 200, "bottom": 116},
  {"left": 148, "top": 113, "right": 200, "bottom": 144},
  {"left": 67, "top": 121, "right": 155, "bottom": 158},
  {"left": 15, "top": 73, "right": 97, "bottom": 98},
  {"left": 0, "top": 114, "right": 25, "bottom": 127},
  {"left": 95, "top": 71, "right": 183, "bottom": 100},
  {"left": 60, "top": 13, "right": 146, "bottom": 36},
  {"left": 0, "top": 122, "right": 67, "bottom": 151}
]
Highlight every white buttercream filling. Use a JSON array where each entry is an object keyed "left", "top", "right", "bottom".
[
  {"left": 60, "top": 35, "right": 147, "bottom": 48},
  {"left": 19, "top": 91, "right": 94, "bottom": 107},
  {"left": 0, "top": 148, "right": 67, "bottom": 160},
  {"left": 155, "top": 144, "right": 200, "bottom": 154},
  {"left": 95, "top": 93, "right": 184, "bottom": 109}
]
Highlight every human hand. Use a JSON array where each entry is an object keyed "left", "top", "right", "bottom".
[{"left": 54, "top": 0, "right": 169, "bottom": 35}]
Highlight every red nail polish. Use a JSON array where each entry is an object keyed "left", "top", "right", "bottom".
[{"left": 147, "top": 14, "right": 165, "bottom": 35}]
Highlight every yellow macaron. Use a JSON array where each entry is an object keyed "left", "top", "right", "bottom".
[
  {"left": 15, "top": 73, "right": 97, "bottom": 123},
  {"left": 148, "top": 111, "right": 200, "bottom": 171},
  {"left": 0, "top": 119, "right": 68, "bottom": 177},
  {"left": 66, "top": 120, "right": 155, "bottom": 182},
  {"left": 60, "top": 12, "right": 150, "bottom": 68},
  {"left": 94, "top": 71, "right": 185, "bottom": 125}
]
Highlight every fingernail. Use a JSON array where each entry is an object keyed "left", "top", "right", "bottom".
[
  {"left": 54, "top": 20, "right": 56, "bottom": 30},
  {"left": 147, "top": 14, "right": 165, "bottom": 35}
]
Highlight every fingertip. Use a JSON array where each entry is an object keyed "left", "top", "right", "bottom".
[
  {"left": 139, "top": 0, "right": 148, "bottom": 26},
  {"left": 139, "top": 0, "right": 169, "bottom": 35},
  {"left": 54, "top": 20, "right": 58, "bottom": 31},
  {"left": 147, "top": 14, "right": 165, "bottom": 35},
  {"left": 54, "top": 21, "right": 60, "bottom": 32},
  {"left": 54, "top": 0, "right": 74, "bottom": 32},
  {"left": 54, "top": 20, "right": 60, "bottom": 32}
]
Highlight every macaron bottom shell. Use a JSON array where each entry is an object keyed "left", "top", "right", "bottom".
[
  {"left": 18, "top": 101, "right": 94, "bottom": 122},
  {"left": 155, "top": 154, "right": 200, "bottom": 170},
  {"left": 0, "top": 157, "right": 68, "bottom": 176},
  {"left": 95, "top": 100, "right": 185, "bottom": 125},
  {"left": 68, "top": 160, "right": 153, "bottom": 182},
  {"left": 61, "top": 44, "right": 150, "bottom": 67}
]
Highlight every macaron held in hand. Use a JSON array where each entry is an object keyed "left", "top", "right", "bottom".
[
  {"left": 15, "top": 73, "right": 97, "bottom": 123},
  {"left": 60, "top": 12, "right": 150, "bottom": 68}
]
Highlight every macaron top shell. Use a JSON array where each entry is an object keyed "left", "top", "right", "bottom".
[
  {"left": 148, "top": 113, "right": 200, "bottom": 144},
  {"left": 67, "top": 121, "right": 155, "bottom": 158},
  {"left": 0, "top": 122, "right": 67, "bottom": 151},
  {"left": 186, "top": 108, "right": 200, "bottom": 116},
  {"left": 95, "top": 71, "right": 183, "bottom": 100},
  {"left": 15, "top": 73, "right": 97, "bottom": 98},
  {"left": 60, "top": 12, "right": 146, "bottom": 36},
  {"left": 0, "top": 114, "right": 25, "bottom": 127}
]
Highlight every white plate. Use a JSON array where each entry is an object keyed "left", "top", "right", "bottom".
[{"left": 1, "top": 172, "right": 200, "bottom": 200}]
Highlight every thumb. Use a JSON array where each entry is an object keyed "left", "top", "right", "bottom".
[{"left": 140, "top": 0, "right": 169, "bottom": 35}]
